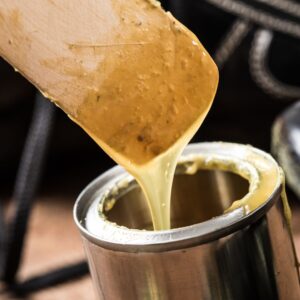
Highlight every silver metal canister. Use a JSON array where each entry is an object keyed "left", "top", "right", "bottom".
[{"left": 74, "top": 142, "right": 300, "bottom": 300}]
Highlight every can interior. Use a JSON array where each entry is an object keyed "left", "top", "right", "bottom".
[{"left": 104, "top": 169, "right": 249, "bottom": 230}]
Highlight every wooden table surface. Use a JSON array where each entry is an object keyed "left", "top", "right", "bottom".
[{"left": 2, "top": 196, "right": 300, "bottom": 299}]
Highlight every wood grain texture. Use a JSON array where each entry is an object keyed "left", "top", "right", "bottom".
[{"left": 0, "top": 0, "right": 120, "bottom": 113}]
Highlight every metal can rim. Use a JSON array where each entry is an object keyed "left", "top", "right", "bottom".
[{"left": 73, "top": 142, "right": 282, "bottom": 252}]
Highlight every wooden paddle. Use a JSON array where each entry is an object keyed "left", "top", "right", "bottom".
[{"left": 0, "top": 0, "right": 218, "bottom": 167}]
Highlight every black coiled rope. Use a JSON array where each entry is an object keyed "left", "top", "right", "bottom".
[
  {"left": 0, "top": 92, "right": 88, "bottom": 296},
  {"left": 205, "top": 0, "right": 300, "bottom": 100}
]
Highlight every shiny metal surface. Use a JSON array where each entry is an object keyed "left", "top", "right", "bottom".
[{"left": 74, "top": 143, "right": 300, "bottom": 300}]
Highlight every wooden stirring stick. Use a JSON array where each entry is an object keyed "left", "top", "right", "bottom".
[{"left": 0, "top": 0, "right": 218, "bottom": 168}]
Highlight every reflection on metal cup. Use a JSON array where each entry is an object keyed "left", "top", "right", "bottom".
[{"left": 74, "top": 142, "right": 300, "bottom": 300}]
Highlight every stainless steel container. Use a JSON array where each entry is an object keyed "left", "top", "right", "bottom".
[{"left": 74, "top": 142, "right": 300, "bottom": 300}]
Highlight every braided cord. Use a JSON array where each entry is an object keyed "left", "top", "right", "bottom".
[
  {"left": 2, "top": 93, "right": 55, "bottom": 283},
  {"left": 255, "top": 0, "right": 300, "bottom": 19},
  {"left": 206, "top": 0, "right": 300, "bottom": 39},
  {"left": 206, "top": 0, "right": 300, "bottom": 99},
  {"left": 250, "top": 29, "right": 300, "bottom": 99},
  {"left": 214, "top": 19, "right": 251, "bottom": 68}
]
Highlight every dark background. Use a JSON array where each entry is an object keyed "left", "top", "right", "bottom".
[{"left": 1, "top": 0, "right": 299, "bottom": 198}]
